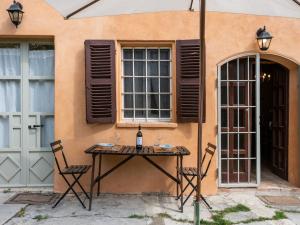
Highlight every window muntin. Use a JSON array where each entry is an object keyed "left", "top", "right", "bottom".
[{"left": 121, "top": 47, "right": 172, "bottom": 122}]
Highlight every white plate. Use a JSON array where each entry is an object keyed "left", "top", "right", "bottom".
[
  {"left": 159, "top": 144, "right": 173, "bottom": 149},
  {"left": 97, "top": 143, "right": 114, "bottom": 147}
]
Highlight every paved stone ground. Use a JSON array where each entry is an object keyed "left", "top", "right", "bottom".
[{"left": 1, "top": 189, "right": 300, "bottom": 225}]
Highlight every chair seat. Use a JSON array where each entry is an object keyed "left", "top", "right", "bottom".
[
  {"left": 61, "top": 165, "right": 91, "bottom": 174},
  {"left": 179, "top": 167, "right": 205, "bottom": 177}
]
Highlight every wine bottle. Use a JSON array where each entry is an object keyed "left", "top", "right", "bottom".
[{"left": 136, "top": 124, "right": 143, "bottom": 151}]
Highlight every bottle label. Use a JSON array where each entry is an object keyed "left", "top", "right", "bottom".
[{"left": 136, "top": 137, "right": 143, "bottom": 146}]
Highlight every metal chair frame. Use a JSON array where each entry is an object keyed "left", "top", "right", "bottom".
[
  {"left": 177, "top": 143, "right": 216, "bottom": 211},
  {"left": 50, "top": 140, "right": 91, "bottom": 208}
]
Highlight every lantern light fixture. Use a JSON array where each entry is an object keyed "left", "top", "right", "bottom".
[
  {"left": 7, "top": 0, "right": 24, "bottom": 28},
  {"left": 256, "top": 26, "right": 273, "bottom": 51}
]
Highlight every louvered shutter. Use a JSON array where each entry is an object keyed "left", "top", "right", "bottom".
[
  {"left": 85, "top": 40, "right": 116, "bottom": 123},
  {"left": 176, "top": 40, "right": 205, "bottom": 123}
]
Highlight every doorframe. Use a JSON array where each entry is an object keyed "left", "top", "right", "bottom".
[{"left": 217, "top": 53, "right": 261, "bottom": 188}]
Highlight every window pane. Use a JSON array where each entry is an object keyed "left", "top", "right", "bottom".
[
  {"left": 0, "top": 80, "right": 20, "bottom": 112},
  {"left": 160, "top": 78, "right": 170, "bottom": 92},
  {"left": 135, "top": 110, "right": 146, "bottom": 118},
  {"left": 29, "top": 81, "right": 54, "bottom": 113},
  {"left": 41, "top": 116, "right": 54, "bottom": 147},
  {"left": 160, "top": 61, "right": 170, "bottom": 76},
  {"left": 124, "top": 94, "right": 133, "bottom": 108},
  {"left": 124, "top": 110, "right": 133, "bottom": 118},
  {"left": 147, "top": 78, "right": 158, "bottom": 92},
  {"left": 148, "top": 94, "right": 159, "bottom": 109},
  {"left": 147, "top": 49, "right": 158, "bottom": 60},
  {"left": 134, "top": 61, "right": 145, "bottom": 76},
  {"left": 0, "top": 43, "right": 20, "bottom": 76},
  {"left": 228, "top": 60, "right": 237, "bottom": 80},
  {"left": 221, "top": 108, "right": 228, "bottom": 127},
  {"left": 239, "top": 58, "right": 248, "bottom": 80},
  {"left": 221, "top": 64, "right": 227, "bottom": 80},
  {"left": 123, "top": 49, "right": 133, "bottom": 59},
  {"left": 124, "top": 61, "right": 133, "bottom": 76},
  {"left": 160, "top": 94, "right": 170, "bottom": 109},
  {"left": 221, "top": 85, "right": 227, "bottom": 105},
  {"left": 160, "top": 49, "right": 170, "bottom": 60},
  {"left": 135, "top": 78, "right": 146, "bottom": 92},
  {"left": 29, "top": 43, "right": 54, "bottom": 76},
  {"left": 135, "top": 94, "right": 146, "bottom": 108},
  {"left": 147, "top": 61, "right": 158, "bottom": 76},
  {"left": 148, "top": 110, "right": 159, "bottom": 118},
  {"left": 0, "top": 116, "right": 9, "bottom": 148},
  {"left": 161, "top": 110, "right": 170, "bottom": 118},
  {"left": 124, "top": 78, "right": 133, "bottom": 92},
  {"left": 134, "top": 49, "right": 145, "bottom": 60}
]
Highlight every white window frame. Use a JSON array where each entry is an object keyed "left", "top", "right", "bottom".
[{"left": 121, "top": 47, "right": 172, "bottom": 122}]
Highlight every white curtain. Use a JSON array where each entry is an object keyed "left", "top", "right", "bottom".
[
  {"left": 0, "top": 81, "right": 21, "bottom": 112},
  {"left": 0, "top": 47, "right": 20, "bottom": 76},
  {"left": 29, "top": 50, "right": 54, "bottom": 76},
  {"left": 41, "top": 116, "right": 54, "bottom": 147},
  {"left": 30, "top": 81, "right": 54, "bottom": 113}
]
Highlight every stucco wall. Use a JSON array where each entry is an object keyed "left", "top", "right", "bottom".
[{"left": 0, "top": 0, "right": 299, "bottom": 194}]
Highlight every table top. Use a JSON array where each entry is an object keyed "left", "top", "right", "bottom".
[{"left": 85, "top": 145, "right": 190, "bottom": 156}]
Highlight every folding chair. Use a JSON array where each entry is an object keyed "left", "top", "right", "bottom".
[
  {"left": 50, "top": 140, "right": 91, "bottom": 208},
  {"left": 177, "top": 142, "right": 216, "bottom": 211}
]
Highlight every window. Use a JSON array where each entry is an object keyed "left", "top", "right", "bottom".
[{"left": 121, "top": 47, "right": 172, "bottom": 121}]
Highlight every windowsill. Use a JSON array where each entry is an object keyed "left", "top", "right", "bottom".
[{"left": 117, "top": 122, "right": 178, "bottom": 128}]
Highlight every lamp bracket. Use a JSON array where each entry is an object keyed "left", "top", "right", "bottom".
[{"left": 256, "top": 26, "right": 266, "bottom": 37}]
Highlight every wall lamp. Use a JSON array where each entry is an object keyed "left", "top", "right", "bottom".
[
  {"left": 7, "top": 0, "right": 24, "bottom": 28},
  {"left": 256, "top": 26, "right": 273, "bottom": 51}
]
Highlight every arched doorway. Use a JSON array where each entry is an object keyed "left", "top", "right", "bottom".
[
  {"left": 217, "top": 53, "right": 296, "bottom": 187},
  {"left": 260, "top": 60, "right": 289, "bottom": 180}
]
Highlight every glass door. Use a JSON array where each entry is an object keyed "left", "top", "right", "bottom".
[
  {"left": 26, "top": 43, "right": 55, "bottom": 186},
  {"left": 0, "top": 41, "right": 54, "bottom": 187},
  {"left": 218, "top": 54, "right": 260, "bottom": 187}
]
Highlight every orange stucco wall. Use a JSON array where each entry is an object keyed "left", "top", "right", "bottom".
[{"left": 0, "top": 0, "right": 299, "bottom": 194}]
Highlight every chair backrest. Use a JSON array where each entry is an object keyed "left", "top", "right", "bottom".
[
  {"left": 201, "top": 142, "right": 217, "bottom": 177},
  {"left": 50, "top": 140, "right": 69, "bottom": 173}
]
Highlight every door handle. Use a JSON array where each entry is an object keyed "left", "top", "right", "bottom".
[{"left": 28, "top": 125, "right": 44, "bottom": 129}]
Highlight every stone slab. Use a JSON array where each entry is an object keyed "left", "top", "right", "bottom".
[{"left": 0, "top": 203, "right": 27, "bottom": 225}]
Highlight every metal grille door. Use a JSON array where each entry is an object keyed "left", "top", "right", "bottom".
[{"left": 218, "top": 54, "right": 260, "bottom": 187}]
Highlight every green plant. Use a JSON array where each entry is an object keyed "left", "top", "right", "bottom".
[
  {"left": 16, "top": 208, "right": 26, "bottom": 217},
  {"left": 3, "top": 188, "right": 11, "bottom": 193},
  {"left": 33, "top": 215, "right": 48, "bottom": 221},
  {"left": 273, "top": 211, "right": 287, "bottom": 220},
  {"left": 128, "top": 214, "right": 148, "bottom": 219}
]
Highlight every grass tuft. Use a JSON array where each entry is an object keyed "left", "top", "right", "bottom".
[
  {"left": 33, "top": 215, "right": 48, "bottom": 221},
  {"left": 223, "top": 204, "right": 250, "bottom": 214},
  {"left": 127, "top": 204, "right": 285, "bottom": 225},
  {"left": 16, "top": 208, "right": 26, "bottom": 217},
  {"left": 3, "top": 188, "right": 11, "bottom": 193},
  {"left": 273, "top": 211, "right": 287, "bottom": 220},
  {"left": 128, "top": 214, "right": 148, "bottom": 219}
]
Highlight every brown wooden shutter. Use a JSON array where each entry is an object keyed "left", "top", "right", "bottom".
[
  {"left": 176, "top": 39, "right": 205, "bottom": 123},
  {"left": 85, "top": 40, "right": 116, "bottom": 123}
]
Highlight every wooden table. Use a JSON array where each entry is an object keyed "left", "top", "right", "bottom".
[{"left": 85, "top": 145, "right": 190, "bottom": 210}]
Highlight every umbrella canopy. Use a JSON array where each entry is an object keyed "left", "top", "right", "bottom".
[{"left": 45, "top": 0, "right": 300, "bottom": 19}]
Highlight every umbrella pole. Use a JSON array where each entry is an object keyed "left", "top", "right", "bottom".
[{"left": 194, "top": 0, "right": 206, "bottom": 224}]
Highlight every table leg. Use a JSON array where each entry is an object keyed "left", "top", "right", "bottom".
[
  {"left": 89, "top": 154, "right": 96, "bottom": 211},
  {"left": 176, "top": 156, "right": 179, "bottom": 199},
  {"left": 180, "top": 155, "right": 183, "bottom": 212},
  {"left": 97, "top": 155, "right": 102, "bottom": 196}
]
